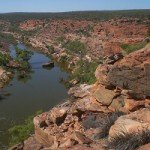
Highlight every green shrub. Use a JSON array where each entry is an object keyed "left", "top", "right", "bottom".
[
  {"left": 108, "top": 129, "right": 150, "bottom": 150},
  {"left": 55, "top": 36, "right": 65, "bottom": 45},
  {"left": 63, "top": 40, "right": 86, "bottom": 55},
  {"left": 76, "top": 28, "right": 90, "bottom": 37},
  {"left": 0, "top": 52, "right": 10, "bottom": 66},
  {"left": 148, "top": 27, "right": 150, "bottom": 37},
  {"left": 15, "top": 47, "right": 33, "bottom": 70},
  {"left": 46, "top": 45, "right": 55, "bottom": 53},
  {"left": 71, "top": 60, "right": 98, "bottom": 84},
  {"left": 8, "top": 110, "right": 42, "bottom": 146},
  {"left": 0, "top": 32, "right": 15, "bottom": 43},
  {"left": 121, "top": 41, "right": 147, "bottom": 54},
  {"left": 82, "top": 111, "right": 124, "bottom": 139},
  {"left": 59, "top": 55, "right": 71, "bottom": 63},
  {"left": 15, "top": 47, "right": 33, "bottom": 61}
]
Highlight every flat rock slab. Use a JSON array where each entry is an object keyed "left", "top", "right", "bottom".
[{"left": 93, "top": 85, "right": 117, "bottom": 106}]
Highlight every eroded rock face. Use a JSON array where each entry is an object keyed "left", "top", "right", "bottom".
[
  {"left": 107, "top": 44, "right": 150, "bottom": 99},
  {"left": 93, "top": 85, "right": 118, "bottom": 106},
  {"left": 16, "top": 44, "right": 150, "bottom": 149}
]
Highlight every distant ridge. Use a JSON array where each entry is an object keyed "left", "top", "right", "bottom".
[{"left": 0, "top": 9, "right": 150, "bottom": 23}]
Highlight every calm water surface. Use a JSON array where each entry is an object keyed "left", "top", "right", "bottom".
[{"left": 0, "top": 44, "right": 68, "bottom": 149}]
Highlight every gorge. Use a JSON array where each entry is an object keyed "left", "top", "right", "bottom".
[{"left": 0, "top": 10, "right": 149, "bottom": 150}]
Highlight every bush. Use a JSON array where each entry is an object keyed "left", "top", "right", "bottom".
[
  {"left": 8, "top": 110, "right": 42, "bottom": 146},
  {"left": 82, "top": 111, "right": 124, "bottom": 139},
  {"left": 15, "top": 47, "right": 33, "bottom": 70},
  {"left": 0, "top": 32, "right": 15, "bottom": 43},
  {"left": 76, "top": 28, "right": 90, "bottom": 37},
  {"left": 0, "top": 52, "right": 10, "bottom": 66},
  {"left": 63, "top": 40, "right": 86, "bottom": 55},
  {"left": 121, "top": 41, "right": 147, "bottom": 54},
  {"left": 15, "top": 47, "right": 33, "bottom": 61},
  {"left": 71, "top": 60, "right": 98, "bottom": 84},
  {"left": 59, "top": 55, "right": 71, "bottom": 63},
  {"left": 148, "top": 27, "right": 150, "bottom": 37},
  {"left": 108, "top": 129, "right": 150, "bottom": 150},
  {"left": 46, "top": 45, "right": 55, "bottom": 53},
  {"left": 55, "top": 36, "right": 65, "bottom": 45}
]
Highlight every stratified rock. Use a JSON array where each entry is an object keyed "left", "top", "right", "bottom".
[{"left": 107, "top": 44, "right": 150, "bottom": 99}]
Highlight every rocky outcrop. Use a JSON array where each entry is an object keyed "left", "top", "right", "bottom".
[
  {"left": 107, "top": 44, "right": 150, "bottom": 99},
  {"left": 21, "top": 18, "right": 149, "bottom": 61},
  {"left": 13, "top": 39, "right": 150, "bottom": 149},
  {"left": 96, "top": 43, "right": 150, "bottom": 98},
  {"left": 109, "top": 108, "right": 150, "bottom": 140}
]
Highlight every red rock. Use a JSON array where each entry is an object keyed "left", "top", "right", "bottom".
[
  {"left": 48, "top": 107, "right": 68, "bottom": 125},
  {"left": 73, "top": 131, "right": 92, "bottom": 145},
  {"left": 23, "top": 136, "right": 43, "bottom": 150},
  {"left": 107, "top": 44, "right": 150, "bottom": 99},
  {"left": 109, "top": 108, "right": 150, "bottom": 140},
  {"left": 93, "top": 85, "right": 119, "bottom": 106},
  {"left": 138, "top": 143, "right": 150, "bottom": 150}
]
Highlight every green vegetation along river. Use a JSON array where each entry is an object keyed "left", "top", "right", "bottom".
[{"left": 0, "top": 43, "right": 68, "bottom": 149}]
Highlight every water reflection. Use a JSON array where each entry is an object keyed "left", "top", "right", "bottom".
[{"left": 0, "top": 43, "right": 68, "bottom": 149}]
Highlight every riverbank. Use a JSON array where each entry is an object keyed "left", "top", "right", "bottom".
[
  {"left": 10, "top": 43, "right": 150, "bottom": 150},
  {"left": 19, "top": 17, "right": 149, "bottom": 87},
  {"left": 0, "top": 43, "right": 69, "bottom": 149}
]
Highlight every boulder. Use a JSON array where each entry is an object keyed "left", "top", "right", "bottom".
[
  {"left": 68, "top": 84, "right": 93, "bottom": 98},
  {"left": 95, "top": 65, "right": 111, "bottom": 86},
  {"left": 108, "top": 96, "right": 125, "bottom": 111},
  {"left": 59, "top": 138, "right": 77, "bottom": 148},
  {"left": 48, "top": 107, "right": 69, "bottom": 125},
  {"left": 109, "top": 108, "right": 150, "bottom": 140},
  {"left": 123, "top": 98, "right": 146, "bottom": 111},
  {"left": 93, "top": 85, "right": 119, "bottom": 106},
  {"left": 107, "top": 44, "right": 150, "bottom": 99}
]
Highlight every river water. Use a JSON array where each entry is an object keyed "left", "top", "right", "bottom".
[{"left": 0, "top": 44, "right": 68, "bottom": 149}]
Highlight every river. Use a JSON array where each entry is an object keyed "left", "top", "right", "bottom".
[{"left": 0, "top": 43, "right": 68, "bottom": 149}]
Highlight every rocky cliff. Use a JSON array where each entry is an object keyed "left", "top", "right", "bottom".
[
  {"left": 20, "top": 18, "right": 149, "bottom": 60},
  {"left": 11, "top": 43, "right": 150, "bottom": 150}
]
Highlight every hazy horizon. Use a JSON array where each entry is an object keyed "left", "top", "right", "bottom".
[
  {"left": 0, "top": 0, "right": 150, "bottom": 13},
  {"left": 0, "top": 9, "right": 150, "bottom": 14}
]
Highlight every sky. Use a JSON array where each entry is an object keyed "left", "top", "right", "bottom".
[{"left": 0, "top": 0, "right": 150, "bottom": 13}]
